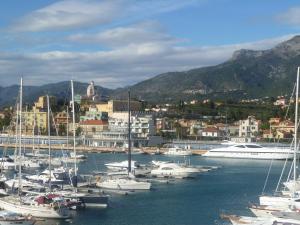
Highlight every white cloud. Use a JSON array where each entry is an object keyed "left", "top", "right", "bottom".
[
  {"left": 8, "top": 0, "right": 201, "bottom": 32},
  {"left": 9, "top": 0, "right": 125, "bottom": 32},
  {"left": 0, "top": 33, "right": 295, "bottom": 88},
  {"left": 276, "top": 6, "right": 300, "bottom": 26},
  {"left": 68, "top": 21, "right": 180, "bottom": 46}
]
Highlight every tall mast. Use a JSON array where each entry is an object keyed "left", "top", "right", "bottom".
[
  {"left": 294, "top": 66, "right": 300, "bottom": 195},
  {"left": 71, "top": 80, "right": 77, "bottom": 190},
  {"left": 47, "top": 95, "right": 52, "bottom": 190},
  {"left": 32, "top": 108, "right": 36, "bottom": 153},
  {"left": 18, "top": 78, "right": 23, "bottom": 194},
  {"left": 14, "top": 103, "right": 19, "bottom": 171},
  {"left": 128, "top": 90, "right": 131, "bottom": 174},
  {"left": 66, "top": 107, "right": 69, "bottom": 151}
]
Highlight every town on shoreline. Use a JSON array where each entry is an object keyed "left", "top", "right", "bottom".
[{"left": 0, "top": 81, "right": 295, "bottom": 151}]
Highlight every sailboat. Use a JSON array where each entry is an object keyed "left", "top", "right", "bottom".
[
  {"left": 251, "top": 68, "right": 300, "bottom": 213},
  {"left": 0, "top": 79, "right": 70, "bottom": 219},
  {"left": 56, "top": 80, "right": 109, "bottom": 208},
  {"left": 96, "top": 91, "right": 151, "bottom": 191}
]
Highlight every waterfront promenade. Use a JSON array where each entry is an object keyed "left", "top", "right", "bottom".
[{"left": 0, "top": 143, "right": 208, "bottom": 155}]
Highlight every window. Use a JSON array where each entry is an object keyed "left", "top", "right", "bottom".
[
  {"left": 235, "top": 145, "right": 245, "bottom": 148},
  {"left": 245, "top": 145, "right": 262, "bottom": 148}
]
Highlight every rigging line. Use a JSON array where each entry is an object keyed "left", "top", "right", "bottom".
[
  {"left": 275, "top": 111, "right": 300, "bottom": 192},
  {"left": 262, "top": 157, "right": 274, "bottom": 194},
  {"left": 265, "top": 82, "right": 296, "bottom": 193}
]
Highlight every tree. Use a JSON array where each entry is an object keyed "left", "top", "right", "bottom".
[
  {"left": 76, "top": 127, "right": 83, "bottom": 136},
  {"left": 58, "top": 124, "right": 66, "bottom": 136}
]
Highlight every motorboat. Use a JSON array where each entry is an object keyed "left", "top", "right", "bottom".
[
  {"left": 150, "top": 163, "right": 198, "bottom": 178},
  {"left": 164, "top": 146, "right": 192, "bottom": 156},
  {"left": 221, "top": 213, "right": 300, "bottom": 225},
  {"left": 5, "top": 178, "right": 43, "bottom": 189},
  {"left": 0, "top": 210, "right": 36, "bottom": 225},
  {"left": 202, "top": 143, "right": 294, "bottom": 160},
  {"left": 105, "top": 160, "right": 139, "bottom": 171},
  {"left": 70, "top": 152, "right": 87, "bottom": 160},
  {"left": 96, "top": 177, "right": 151, "bottom": 190},
  {"left": 0, "top": 156, "right": 16, "bottom": 170},
  {"left": 26, "top": 167, "right": 69, "bottom": 184}
]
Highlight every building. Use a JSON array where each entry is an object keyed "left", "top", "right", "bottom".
[
  {"left": 96, "top": 100, "right": 142, "bottom": 116},
  {"left": 201, "top": 127, "right": 221, "bottom": 137},
  {"left": 0, "top": 112, "right": 5, "bottom": 119},
  {"left": 79, "top": 120, "right": 108, "bottom": 135},
  {"left": 23, "top": 111, "right": 48, "bottom": 134},
  {"left": 34, "top": 96, "right": 56, "bottom": 111},
  {"left": 109, "top": 113, "right": 155, "bottom": 138},
  {"left": 269, "top": 117, "right": 281, "bottom": 124},
  {"left": 274, "top": 98, "right": 287, "bottom": 107},
  {"left": 262, "top": 130, "right": 274, "bottom": 139},
  {"left": 239, "top": 116, "right": 260, "bottom": 138},
  {"left": 80, "top": 107, "right": 108, "bottom": 121},
  {"left": 270, "top": 120, "right": 294, "bottom": 133},
  {"left": 54, "top": 111, "right": 71, "bottom": 126}
]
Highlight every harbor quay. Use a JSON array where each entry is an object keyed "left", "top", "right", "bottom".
[{"left": 0, "top": 134, "right": 207, "bottom": 155}]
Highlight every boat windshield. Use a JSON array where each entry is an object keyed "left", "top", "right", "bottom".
[
  {"left": 245, "top": 145, "right": 263, "bottom": 148},
  {"left": 234, "top": 145, "right": 245, "bottom": 148}
]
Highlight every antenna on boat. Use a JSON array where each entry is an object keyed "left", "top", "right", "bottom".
[{"left": 128, "top": 90, "right": 131, "bottom": 174}]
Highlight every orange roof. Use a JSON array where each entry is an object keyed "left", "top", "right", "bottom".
[
  {"left": 80, "top": 120, "right": 108, "bottom": 125},
  {"left": 262, "top": 130, "right": 271, "bottom": 134},
  {"left": 203, "top": 127, "right": 219, "bottom": 132}
]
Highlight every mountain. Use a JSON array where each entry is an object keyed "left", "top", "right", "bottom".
[
  {"left": 0, "top": 81, "right": 112, "bottom": 108},
  {"left": 2, "top": 35, "right": 300, "bottom": 107},
  {"left": 113, "top": 35, "right": 300, "bottom": 102}
]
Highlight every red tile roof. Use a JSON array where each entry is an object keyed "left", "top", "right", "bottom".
[{"left": 80, "top": 120, "right": 108, "bottom": 125}]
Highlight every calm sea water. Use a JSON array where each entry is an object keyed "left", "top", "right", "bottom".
[{"left": 1, "top": 148, "right": 290, "bottom": 225}]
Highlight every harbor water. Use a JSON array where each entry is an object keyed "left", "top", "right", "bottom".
[{"left": 0, "top": 147, "right": 289, "bottom": 225}]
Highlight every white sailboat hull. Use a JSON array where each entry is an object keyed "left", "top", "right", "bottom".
[
  {"left": 283, "top": 180, "right": 300, "bottom": 191},
  {"left": 259, "top": 195, "right": 300, "bottom": 209},
  {"left": 0, "top": 198, "right": 70, "bottom": 219}
]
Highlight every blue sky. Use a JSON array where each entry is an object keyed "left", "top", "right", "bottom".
[{"left": 0, "top": 0, "right": 300, "bottom": 88}]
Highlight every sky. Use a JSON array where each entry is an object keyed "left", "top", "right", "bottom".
[{"left": 0, "top": 0, "right": 300, "bottom": 88}]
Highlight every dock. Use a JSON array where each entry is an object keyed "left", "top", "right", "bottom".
[{"left": 0, "top": 143, "right": 208, "bottom": 155}]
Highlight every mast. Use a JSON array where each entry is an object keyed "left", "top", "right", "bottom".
[
  {"left": 47, "top": 95, "right": 52, "bottom": 190},
  {"left": 294, "top": 67, "right": 300, "bottom": 195},
  {"left": 14, "top": 103, "right": 19, "bottom": 171},
  {"left": 66, "top": 107, "right": 69, "bottom": 151},
  {"left": 18, "top": 78, "right": 23, "bottom": 194},
  {"left": 71, "top": 80, "right": 77, "bottom": 190},
  {"left": 32, "top": 108, "right": 36, "bottom": 153},
  {"left": 128, "top": 90, "right": 131, "bottom": 174}
]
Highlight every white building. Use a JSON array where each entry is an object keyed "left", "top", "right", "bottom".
[
  {"left": 239, "top": 116, "right": 259, "bottom": 137},
  {"left": 109, "top": 112, "right": 155, "bottom": 138},
  {"left": 201, "top": 127, "right": 220, "bottom": 137}
]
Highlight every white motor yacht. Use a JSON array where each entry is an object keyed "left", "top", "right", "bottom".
[
  {"left": 203, "top": 143, "right": 293, "bottom": 160},
  {"left": 151, "top": 163, "right": 198, "bottom": 178}
]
